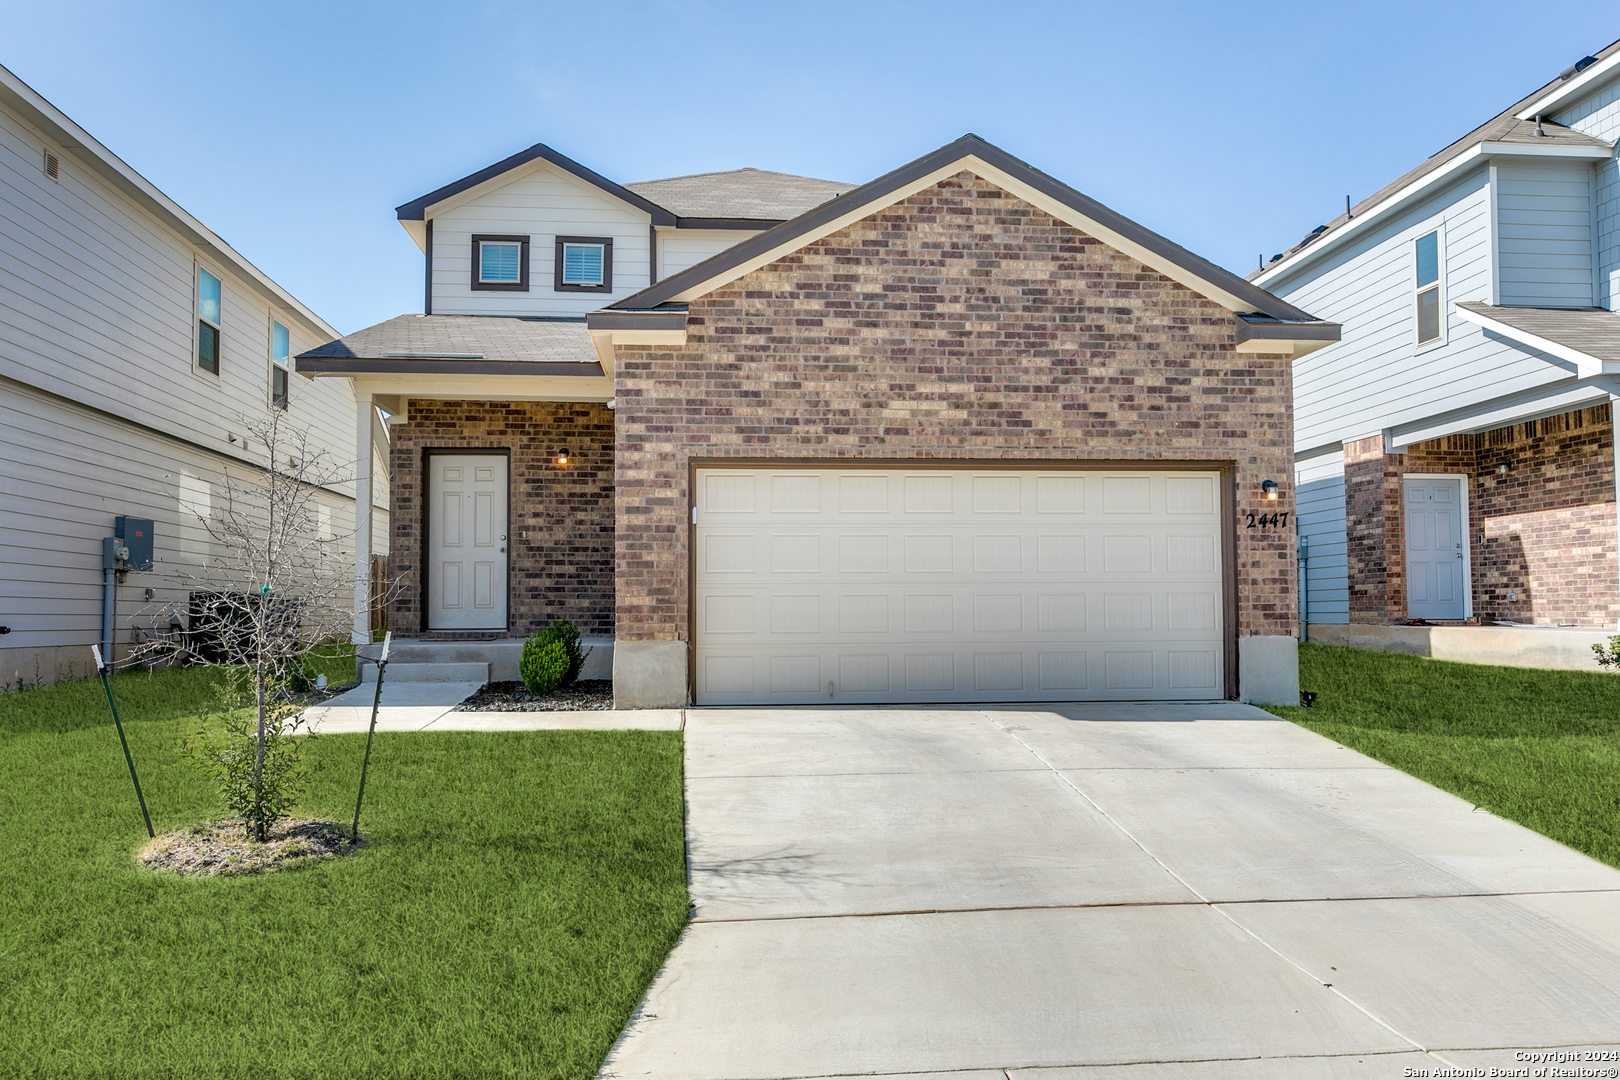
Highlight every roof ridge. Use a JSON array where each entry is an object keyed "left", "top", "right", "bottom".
[{"left": 625, "top": 167, "right": 854, "bottom": 187}]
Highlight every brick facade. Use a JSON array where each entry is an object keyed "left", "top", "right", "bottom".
[
  {"left": 612, "top": 172, "right": 1297, "bottom": 645},
  {"left": 1342, "top": 405, "right": 1617, "bottom": 627},
  {"left": 386, "top": 400, "right": 615, "bottom": 638}
]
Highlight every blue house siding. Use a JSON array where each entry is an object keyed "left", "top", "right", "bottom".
[
  {"left": 1296, "top": 450, "right": 1349, "bottom": 625},
  {"left": 1495, "top": 161, "right": 1595, "bottom": 308},
  {"left": 1554, "top": 77, "right": 1620, "bottom": 310},
  {"left": 1265, "top": 167, "right": 1572, "bottom": 451}
]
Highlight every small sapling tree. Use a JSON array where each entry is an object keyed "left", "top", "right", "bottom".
[{"left": 146, "top": 409, "right": 375, "bottom": 842}]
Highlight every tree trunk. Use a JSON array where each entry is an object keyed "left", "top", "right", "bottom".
[{"left": 253, "top": 660, "right": 267, "bottom": 842}]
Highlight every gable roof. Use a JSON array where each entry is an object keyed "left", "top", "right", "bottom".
[
  {"left": 1252, "top": 38, "right": 1620, "bottom": 284},
  {"left": 623, "top": 168, "right": 855, "bottom": 225},
  {"left": 395, "top": 142, "right": 676, "bottom": 225},
  {"left": 605, "top": 134, "right": 1323, "bottom": 323}
]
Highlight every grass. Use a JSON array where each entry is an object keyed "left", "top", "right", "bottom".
[
  {"left": 0, "top": 665, "right": 688, "bottom": 1079},
  {"left": 1263, "top": 642, "right": 1620, "bottom": 869}
]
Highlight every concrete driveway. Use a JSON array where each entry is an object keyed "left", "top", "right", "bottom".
[{"left": 601, "top": 703, "right": 1620, "bottom": 1078}]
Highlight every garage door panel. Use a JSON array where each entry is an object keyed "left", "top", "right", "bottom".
[{"left": 694, "top": 468, "right": 1226, "bottom": 704}]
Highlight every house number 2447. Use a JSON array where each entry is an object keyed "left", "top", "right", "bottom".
[{"left": 1246, "top": 511, "right": 1289, "bottom": 529}]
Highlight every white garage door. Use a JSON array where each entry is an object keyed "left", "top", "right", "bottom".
[{"left": 693, "top": 467, "right": 1227, "bottom": 705}]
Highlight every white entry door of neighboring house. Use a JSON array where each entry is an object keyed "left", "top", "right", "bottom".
[
  {"left": 428, "top": 454, "right": 508, "bottom": 630},
  {"left": 1404, "top": 476, "right": 1466, "bottom": 621},
  {"left": 692, "top": 466, "right": 1228, "bottom": 705}
]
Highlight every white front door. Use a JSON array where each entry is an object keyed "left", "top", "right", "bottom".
[
  {"left": 429, "top": 455, "right": 508, "bottom": 630},
  {"left": 693, "top": 467, "right": 1227, "bottom": 705},
  {"left": 1404, "top": 476, "right": 1466, "bottom": 621}
]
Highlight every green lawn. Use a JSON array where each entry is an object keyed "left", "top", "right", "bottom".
[
  {"left": 0, "top": 666, "right": 688, "bottom": 1079},
  {"left": 1264, "top": 642, "right": 1620, "bottom": 870}
]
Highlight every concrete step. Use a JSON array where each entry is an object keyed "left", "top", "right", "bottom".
[{"left": 361, "top": 661, "right": 489, "bottom": 684}]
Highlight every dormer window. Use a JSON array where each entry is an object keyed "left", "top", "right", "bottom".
[
  {"left": 555, "top": 236, "right": 612, "bottom": 293},
  {"left": 471, "top": 234, "right": 529, "bottom": 291},
  {"left": 1415, "top": 230, "right": 1441, "bottom": 345}
]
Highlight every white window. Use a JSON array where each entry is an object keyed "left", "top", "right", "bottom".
[
  {"left": 472, "top": 234, "right": 528, "bottom": 290},
  {"left": 480, "top": 242, "right": 521, "bottom": 282},
  {"left": 562, "top": 244, "right": 604, "bottom": 285},
  {"left": 1415, "top": 230, "right": 1441, "bottom": 345},
  {"left": 197, "top": 268, "right": 222, "bottom": 375},
  {"left": 554, "top": 235, "right": 612, "bottom": 292},
  {"left": 271, "top": 321, "right": 290, "bottom": 409}
]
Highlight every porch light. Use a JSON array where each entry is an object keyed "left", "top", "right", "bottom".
[
  {"left": 1261, "top": 479, "right": 1279, "bottom": 500},
  {"left": 556, "top": 447, "right": 572, "bottom": 466}
]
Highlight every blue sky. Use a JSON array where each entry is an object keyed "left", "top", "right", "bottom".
[{"left": 6, "top": 1, "right": 1618, "bottom": 335}]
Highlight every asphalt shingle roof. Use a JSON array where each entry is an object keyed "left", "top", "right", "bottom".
[
  {"left": 1457, "top": 301, "right": 1620, "bottom": 361},
  {"left": 623, "top": 168, "right": 856, "bottom": 222},
  {"left": 297, "top": 314, "right": 597, "bottom": 366}
]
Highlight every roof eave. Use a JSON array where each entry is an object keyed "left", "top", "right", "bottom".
[
  {"left": 1516, "top": 52, "right": 1620, "bottom": 120},
  {"left": 395, "top": 142, "right": 677, "bottom": 226},
  {"left": 1254, "top": 140, "right": 1613, "bottom": 288},
  {"left": 0, "top": 63, "right": 339, "bottom": 342}
]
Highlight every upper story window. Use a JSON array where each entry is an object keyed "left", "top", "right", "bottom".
[
  {"left": 1415, "top": 230, "right": 1441, "bottom": 345},
  {"left": 471, "top": 234, "right": 529, "bottom": 291},
  {"left": 555, "top": 236, "right": 612, "bottom": 293},
  {"left": 197, "top": 267, "right": 222, "bottom": 375},
  {"left": 271, "top": 321, "right": 290, "bottom": 409}
]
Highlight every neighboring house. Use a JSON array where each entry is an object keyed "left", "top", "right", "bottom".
[
  {"left": 299, "top": 134, "right": 1337, "bottom": 707},
  {"left": 0, "top": 64, "right": 388, "bottom": 686},
  {"left": 1253, "top": 41, "right": 1620, "bottom": 643}
]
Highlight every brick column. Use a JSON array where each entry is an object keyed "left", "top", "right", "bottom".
[{"left": 1344, "top": 434, "right": 1390, "bottom": 624}]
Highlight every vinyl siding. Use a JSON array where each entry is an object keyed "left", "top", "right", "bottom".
[
  {"left": 1296, "top": 450, "right": 1349, "bottom": 625},
  {"left": 657, "top": 228, "right": 757, "bottom": 280},
  {"left": 428, "top": 159, "right": 652, "bottom": 317},
  {"left": 0, "top": 105, "right": 358, "bottom": 481},
  {"left": 1, "top": 379, "right": 386, "bottom": 681},
  {"left": 1266, "top": 166, "right": 1575, "bottom": 451},
  {"left": 1495, "top": 160, "right": 1595, "bottom": 308},
  {"left": 1553, "top": 75, "right": 1620, "bottom": 310}
]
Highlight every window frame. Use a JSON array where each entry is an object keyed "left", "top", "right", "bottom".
[
  {"left": 1414, "top": 228, "right": 1444, "bottom": 348},
  {"left": 195, "top": 265, "right": 223, "bottom": 376},
  {"left": 554, "top": 235, "right": 613, "bottom": 294},
  {"left": 270, "top": 319, "right": 291, "bottom": 410},
  {"left": 470, "top": 233, "right": 530, "bottom": 291}
]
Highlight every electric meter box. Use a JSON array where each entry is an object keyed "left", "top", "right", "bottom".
[{"left": 115, "top": 517, "right": 154, "bottom": 571}]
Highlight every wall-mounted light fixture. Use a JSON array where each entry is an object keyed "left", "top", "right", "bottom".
[
  {"left": 1498, "top": 462, "right": 1509, "bottom": 475},
  {"left": 1261, "top": 479, "right": 1279, "bottom": 500},
  {"left": 556, "top": 447, "right": 572, "bottom": 466}
]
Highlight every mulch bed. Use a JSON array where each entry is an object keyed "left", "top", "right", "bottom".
[
  {"left": 455, "top": 680, "right": 614, "bottom": 712},
  {"left": 139, "top": 819, "right": 358, "bottom": 877}
]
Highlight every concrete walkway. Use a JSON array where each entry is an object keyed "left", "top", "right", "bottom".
[
  {"left": 298, "top": 682, "right": 682, "bottom": 733},
  {"left": 601, "top": 702, "right": 1620, "bottom": 1078}
]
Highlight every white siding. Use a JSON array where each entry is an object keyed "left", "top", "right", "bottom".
[
  {"left": 1296, "top": 450, "right": 1348, "bottom": 625},
  {"left": 2, "top": 380, "right": 384, "bottom": 683},
  {"left": 1, "top": 95, "right": 384, "bottom": 685},
  {"left": 1554, "top": 75, "right": 1620, "bottom": 310},
  {"left": 429, "top": 159, "right": 652, "bottom": 317},
  {"left": 657, "top": 228, "right": 757, "bottom": 280},
  {"left": 1267, "top": 166, "right": 1574, "bottom": 451},
  {"left": 0, "top": 105, "right": 359, "bottom": 483},
  {"left": 1495, "top": 161, "right": 1595, "bottom": 308}
]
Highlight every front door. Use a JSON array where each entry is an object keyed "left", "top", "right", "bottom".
[
  {"left": 1404, "top": 476, "right": 1465, "bottom": 621},
  {"left": 428, "top": 454, "right": 508, "bottom": 630}
]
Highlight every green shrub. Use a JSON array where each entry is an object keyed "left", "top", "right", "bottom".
[{"left": 519, "top": 618, "right": 590, "bottom": 696}]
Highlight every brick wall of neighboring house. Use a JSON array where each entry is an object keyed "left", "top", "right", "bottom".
[
  {"left": 612, "top": 171, "right": 1297, "bottom": 644},
  {"left": 1473, "top": 407, "right": 1617, "bottom": 626},
  {"left": 387, "top": 400, "right": 615, "bottom": 638},
  {"left": 1339, "top": 405, "right": 1617, "bottom": 627}
]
